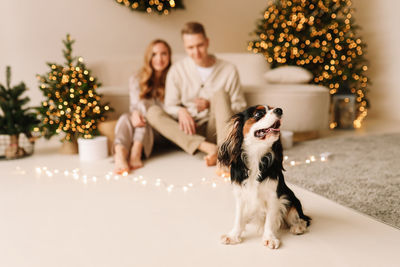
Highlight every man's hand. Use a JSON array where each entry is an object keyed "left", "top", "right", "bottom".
[
  {"left": 178, "top": 107, "right": 196, "bottom": 135},
  {"left": 130, "top": 110, "right": 146, "bottom": 127},
  {"left": 194, "top": 98, "right": 210, "bottom": 113}
]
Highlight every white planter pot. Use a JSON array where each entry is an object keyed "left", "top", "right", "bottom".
[
  {"left": 77, "top": 136, "right": 108, "bottom": 161},
  {"left": 281, "top": 130, "right": 293, "bottom": 150}
]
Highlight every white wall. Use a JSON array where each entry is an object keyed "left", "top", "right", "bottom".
[
  {"left": 352, "top": 0, "right": 400, "bottom": 121},
  {"left": 1, "top": 0, "right": 399, "bottom": 121},
  {"left": 0, "top": 0, "right": 266, "bottom": 105}
]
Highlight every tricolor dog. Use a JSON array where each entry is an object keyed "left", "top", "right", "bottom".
[{"left": 218, "top": 105, "right": 311, "bottom": 249}]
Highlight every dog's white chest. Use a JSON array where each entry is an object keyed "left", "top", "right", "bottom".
[{"left": 237, "top": 173, "right": 278, "bottom": 214}]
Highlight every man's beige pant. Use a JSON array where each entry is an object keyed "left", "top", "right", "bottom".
[{"left": 146, "top": 90, "right": 234, "bottom": 155}]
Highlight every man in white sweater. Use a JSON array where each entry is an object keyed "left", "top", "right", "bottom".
[{"left": 146, "top": 22, "right": 247, "bottom": 166}]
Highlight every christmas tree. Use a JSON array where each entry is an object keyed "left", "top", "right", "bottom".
[
  {"left": 37, "top": 34, "right": 111, "bottom": 142},
  {"left": 115, "top": 0, "right": 184, "bottom": 15},
  {"left": 0, "top": 66, "right": 39, "bottom": 159},
  {"left": 249, "top": 0, "right": 369, "bottom": 128}
]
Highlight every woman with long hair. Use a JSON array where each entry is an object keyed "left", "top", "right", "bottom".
[{"left": 114, "top": 39, "right": 172, "bottom": 174}]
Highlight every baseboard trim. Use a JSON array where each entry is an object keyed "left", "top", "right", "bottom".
[{"left": 293, "top": 131, "right": 319, "bottom": 142}]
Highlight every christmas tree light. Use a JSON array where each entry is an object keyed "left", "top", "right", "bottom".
[
  {"left": 115, "top": 0, "right": 184, "bottom": 15},
  {"left": 249, "top": 0, "right": 370, "bottom": 128},
  {"left": 37, "top": 34, "right": 112, "bottom": 142}
]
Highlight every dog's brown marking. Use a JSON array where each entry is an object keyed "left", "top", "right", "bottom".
[
  {"left": 255, "top": 105, "right": 266, "bottom": 111},
  {"left": 243, "top": 106, "right": 266, "bottom": 136},
  {"left": 243, "top": 118, "right": 256, "bottom": 136}
]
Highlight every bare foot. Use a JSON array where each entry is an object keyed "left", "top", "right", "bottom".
[
  {"left": 114, "top": 144, "right": 130, "bottom": 175},
  {"left": 204, "top": 153, "right": 217, "bottom": 166},
  {"left": 129, "top": 141, "right": 144, "bottom": 170},
  {"left": 129, "top": 156, "right": 144, "bottom": 170},
  {"left": 198, "top": 141, "right": 218, "bottom": 166}
]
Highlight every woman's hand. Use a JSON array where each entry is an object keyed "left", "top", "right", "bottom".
[
  {"left": 194, "top": 97, "right": 210, "bottom": 113},
  {"left": 130, "top": 110, "right": 146, "bottom": 127},
  {"left": 178, "top": 107, "right": 196, "bottom": 135}
]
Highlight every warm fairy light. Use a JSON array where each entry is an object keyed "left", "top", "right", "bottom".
[
  {"left": 29, "top": 156, "right": 330, "bottom": 193},
  {"left": 249, "top": 0, "right": 369, "bottom": 127},
  {"left": 37, "top": 34, "right": 111, "bottom": 142},
  {"left": 116, "top": 0, "right": 182, "bottom": 14}
]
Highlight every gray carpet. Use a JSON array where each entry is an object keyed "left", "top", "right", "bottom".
[{"left": 283, "top": 133, "right": 400, "bottom": 229}]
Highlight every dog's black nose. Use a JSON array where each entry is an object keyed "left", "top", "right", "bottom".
[{"left": 274, "top": 108, "right": 283, "bottom": 116}]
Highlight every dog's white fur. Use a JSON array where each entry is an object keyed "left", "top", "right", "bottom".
[{"left": 221, "top": 107, "right": 303, "bottom": 249}]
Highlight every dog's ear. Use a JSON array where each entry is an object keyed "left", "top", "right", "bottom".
[
  {"left": 230, "top": 155, "right": 248, "bottom": 184},
  {"left": 218, "top": 113, "right": 244, "bottom": 167}
]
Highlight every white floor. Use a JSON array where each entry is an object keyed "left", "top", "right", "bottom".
[{"left": 1, "top": 119, "right": 400, "bottom": 267}]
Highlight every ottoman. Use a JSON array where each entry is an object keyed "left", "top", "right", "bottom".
[{"left": 244, "top": 84, "right": 330, "bottom": 141}]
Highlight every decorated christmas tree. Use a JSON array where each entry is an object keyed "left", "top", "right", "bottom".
[
  {"left": 249, "top": 0, "right": 369, "bottom": 128},
  {"left": 0, "top": 66, "right": 39, "bottom": 159},
  {"left": 115, "top": 0, "right": 184, "bottom": 15},
  {"left": 37, "top": 34, "right": 111, "bottom": 142}
]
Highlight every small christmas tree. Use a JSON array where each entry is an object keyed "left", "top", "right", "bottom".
[
  {"left": 0, "top": 66, "right": 39, "bottom": 159},
  {"left": 249, "top": 0, "right": 369, "bottom": 128},
  {"left": 115, "top": 0, "right": 185, "bottom": 15},
  {"left": 37, "top": 34, "right": 111, "bottom": 142}
]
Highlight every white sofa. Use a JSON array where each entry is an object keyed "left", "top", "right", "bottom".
[{"left": 91, "top": 53, "right": 329, "bottom": 139}]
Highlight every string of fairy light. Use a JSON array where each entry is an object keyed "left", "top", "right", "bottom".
[
  {"left": 116, "top": 0, "right": 182, "bottom": 15},
  {"left": 248, "top": 0, "right": 369, "bottom": 129},
  {"left": 36, "top": 35, "right": 111, "bottom": 141},
  {"left": 13, "top": 153, "right": 332, "bottom": 193}
]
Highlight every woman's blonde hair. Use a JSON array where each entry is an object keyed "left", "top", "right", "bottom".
[{"left": 139, "top": 39, "right": 171, "bottom": 101}]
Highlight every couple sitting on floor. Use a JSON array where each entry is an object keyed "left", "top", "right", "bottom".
[{"left": 114, "top": 21, "right": 247, "bottom": 174}]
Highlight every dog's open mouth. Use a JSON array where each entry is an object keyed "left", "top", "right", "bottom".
[{"left": 254, "top": 120, "right": 281, "bottom": 139}]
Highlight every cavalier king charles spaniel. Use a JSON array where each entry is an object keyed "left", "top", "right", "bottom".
[{"left": 218, "top": 105, "right": 311, "bottom": 249}]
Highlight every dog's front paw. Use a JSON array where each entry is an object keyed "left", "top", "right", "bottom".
[
  {"left": 263, "top": 237, "right": 280, "bottom": 249},
  {"left": 290, "top": 221, "right": 308, "bottom": 235},
  {"left": 221, "top": 234, "right": 242, "bottom": 245}
]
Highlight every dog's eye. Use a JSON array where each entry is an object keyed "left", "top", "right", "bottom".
[{"left": 254, "top": 110, "right": 265, "bottom": 120}]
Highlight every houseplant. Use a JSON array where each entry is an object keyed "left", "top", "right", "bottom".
[
  {"left": 249, "top": 0, "right": 370, "bottom": 128},
  {"left": 0, "top": 66, "right": 39, "bottom": 159},
  {"left": 36, "top": 34, "right": 112, "bottom": 153}
]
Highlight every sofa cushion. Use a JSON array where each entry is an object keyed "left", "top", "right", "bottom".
[
  {"left": 264, "top": 66, "right": 313, "bottom": 84},
  {"left": 216, "top": 53, "right": 269, "bottom": 86}
]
